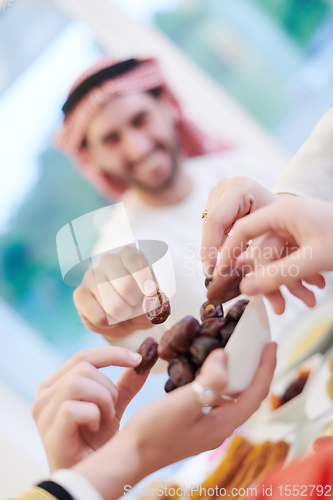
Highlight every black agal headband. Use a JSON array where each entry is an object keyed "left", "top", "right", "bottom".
[{"left": 62, "top": 58, "right": 141, "bottom": 116}]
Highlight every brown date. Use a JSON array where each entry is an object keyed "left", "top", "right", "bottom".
[
  {"left": 157, "top": 332, "right": 178, "bottom": 361},
  {"left": 200, "top": 317, "right": 227, "bottom": 339},
  {"left": 189, "top": 336, "right": 222, "bottom": 366},
  {"left": 282, "top": 374, "right": 308, "bottom": 405},
  {"left": 167, "top": 316, "right": 201, "bottom": 352},
  {"left": 164, "top": 378, "right": 177, "bottom": 393},
  {"left": 207, "top": 267, "right": 246, "bottom": 305},
  {"left": 220, "top": 321, "right": 237, "bottom": 347},
  {"left": 226, "top": 299, "right": 249, "bottom": 323},
  {"left": 205, "top": 269, "right": 214, "bottom": 288},
  {"left": 134, "top": 337, "right": 159, "bottom": 374},
  {"left": 200, "top": 301, "right": 223, "bottom": 321},
  {"left": 144, "top": 292, "right": 171, "bottom": 325},
  {"left": 159, "top": 316, "right": 200, "bottom": 361},
  {"left": 168, "top": 355, "right": 196, "bottom": 386}
]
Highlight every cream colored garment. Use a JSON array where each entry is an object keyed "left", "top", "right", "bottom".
[{"left": 273, "top": 106, "right": 333, "bottom": 200}]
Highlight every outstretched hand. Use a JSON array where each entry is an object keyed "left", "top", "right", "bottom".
[{"left": 32, "top": 346, "right": 148, "bottom": 472}]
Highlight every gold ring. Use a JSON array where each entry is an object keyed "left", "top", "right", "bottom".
[{"left": 201, "top": 210, "right": 208, "bottom": 219}]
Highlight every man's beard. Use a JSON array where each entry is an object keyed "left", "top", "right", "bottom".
[
  {"left": 104, "top": 143, "right": 180, "bottom": 195},
  {"left": 128, "top": 144, "right": 179, "bottom": 194}
]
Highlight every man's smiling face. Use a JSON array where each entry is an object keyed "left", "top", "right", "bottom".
[{"left": 84, "top": 92, "right": 180, "bottom": 193}]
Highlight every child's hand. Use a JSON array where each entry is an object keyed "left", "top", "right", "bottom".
[{"left": 32, "top": 347, "right": 147, "bottom": 472}]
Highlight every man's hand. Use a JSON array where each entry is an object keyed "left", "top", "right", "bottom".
[
  {"left": 73, "top": 246, "right": 158, "bottom": 338},
  {"left": 32, "top": 347, "right": 148, "bottom": 472}
]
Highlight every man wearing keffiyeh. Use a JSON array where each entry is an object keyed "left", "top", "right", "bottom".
[
  {"left": 54, "top": 56, "right": 278, "bottom": 355},
  {"left": 55, "top": 57, "right": 228, "bottom": 201}
]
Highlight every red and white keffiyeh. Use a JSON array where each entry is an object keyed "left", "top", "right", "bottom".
[{"left": 54, "top": 57, "right": 230, "bottom": 200}]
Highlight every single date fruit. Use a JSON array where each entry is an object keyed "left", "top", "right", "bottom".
[
  {"left": 200, "top": 317, "right": 227, "bottom": 339},
  {"left": 144, "top": 291, "right": 171, "bottom": 325},
  {"left": 134, "top": 337, "right": 159, "bottom": 374},
  {"left": 164, "top": 378, "right": 177, "bottom": 393},
  {"left": 207, "top": 268, "right": 246, "bottom": 305},
  {"left": 226, "top": 299, "right": 249, "bottom": 323},
  {"left": 282, "top": 374, "right": 309, "bottom": 405},
  {"left": 220, "top": 321, "right": 237, "bottom": 347},
  {"left": 169, "top": 316, "right": 201, "bottom": 351},
  {"left": 158, "top": 317, "right": 200, "bottom": 360},
  {"left": 158, "top": 333, "right": 178, "bottom": 361},
  {"left": 189, "top": 336, "right": 222, "bottom": 366},
  {"left": 200, "top": 301, "right": 223, "bottom": 321},
  {"left": 168, "top": 355, "right": 196, "bottom": 386}
]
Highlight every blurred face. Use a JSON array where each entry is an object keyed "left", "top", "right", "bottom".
[{"left": 84, "top": 92, "right": 179, "bottom": 192}]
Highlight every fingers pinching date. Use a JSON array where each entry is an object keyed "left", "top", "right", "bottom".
[
  {"left": 144, "top": 291, "right": 171, "bottom": 325},
  {"left": 134, "top": 337, "right": 159, "bottom": 374},
  {"left": 207, "top": 268, "right": 246, "bottom": 305}
]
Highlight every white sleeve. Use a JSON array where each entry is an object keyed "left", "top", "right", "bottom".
[
  {"left": 51, "top": 469, "right": 104, "bottom": 500},
  {"left": 272, "top": 106, "right": 333, "bottom": 201}
]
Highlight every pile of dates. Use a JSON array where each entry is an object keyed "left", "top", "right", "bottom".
[
  {"left": 134, "top": 268, "right": 249, "bottom": 393},
  {"left": 136, "top": 301, "right": 249, "bottom": 393},
  {"left": 160, "top": 298, "right": 249, "bottom": 392}
]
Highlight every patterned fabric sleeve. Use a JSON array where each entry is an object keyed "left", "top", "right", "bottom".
[
  {"left": 11, "top": 468, "right": 104, "bottom": 500},
  {"left": 12, "top": 481, "right": 73, "bottom": 500}
]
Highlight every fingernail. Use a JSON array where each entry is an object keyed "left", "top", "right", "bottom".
[
  {"left": 129, "top": 352, "right": 142, "bottom": 364},
  {"left": 143, "top": 279, "right": 157, "bottom": 296},
  {"left": 240, "top": 276, "right": 259, "bottom": 295}
]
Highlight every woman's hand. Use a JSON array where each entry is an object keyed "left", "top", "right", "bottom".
[
  {"left": 217, "top": 197, "right": 332, "bottom": 312},
  {"left": 32, "top": 347, "right": 147, "bottom": 472},
  {"left": 125, "top": 342, "right": 276, "bottom": 467},
  {"left": 229, "top": 232, "right": 325, "bottom": 314},
  {"left": 201, "top": 176, "right": 278, "bottom": 274},
  {"left": 74, "top": 343, "right": 277, "bottom": 500}
]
